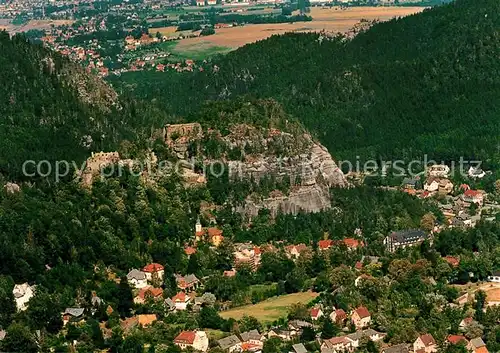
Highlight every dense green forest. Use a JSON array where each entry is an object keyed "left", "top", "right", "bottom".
[
  {"left": 1, "top": 1, "right": 500, "bottom": 352},
  {"left": 0, "top": 32, "right": 169, "bottom": 179},
  {"left": 110, "top": 0, "right": 500, "bottom": 166}
]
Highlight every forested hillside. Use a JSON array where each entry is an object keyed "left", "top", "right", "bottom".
[
  {"left": 112, "top": 0, "right": 500, "bottom": 165},
  {"left": 0, "top": 32, "right": 168, "bottom": 179}
]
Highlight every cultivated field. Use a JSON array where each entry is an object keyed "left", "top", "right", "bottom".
[
  {"left": 6, "top": 19, "right": 75, "bottom": 33},
  {"left": 175, "top": 6, "right": 425, "bottom": 52},
  {"left": 220, "top": 291, "right": 319, "bottom": 323},
  {"left": 455, "top": 282, "right": 500, "bottom": 306}
]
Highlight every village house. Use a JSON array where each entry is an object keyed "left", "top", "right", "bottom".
[
  {"left": 288, "top": 320, "right": 313, "bottom": 331},
  {"left": 195, "top": 217, "right": 225, "bottom": 246},
  {"left": 12, "top": 283, "right": 35, "bottom": 311},
  {"left": 443, "top": 256, "right": 460, "bottom": 268},
  {"left": 138, "top": 314, "right": 157, "bottom": 327},
  {"left": 447, "top": 335, "right": 468, "bottom": 346},
  {"left": 318, "top": 239, "right": 333, "bottom": 250},
  {"left": 62, "top": 308, "right": 85, "bottom": 326},
  {"left": 355, "top": 274, "right": 374, "bottom": 287},
  {"left": 382, "top": 344, "right": 409, "bottom": 353},
  {"left": 292, "top": 343, "right": 308, "bottom": 353},
  {"left": 240, "top": 329, "right": 264, "bottom": 350},
  {"left": 321, "top": 335, "right": 353, "bottom": 353},
  {"left": 488, "top": 271, "right": 500, "bottom": 282},
  {"left": 402, "top": 177, "right": 419, "bottom": 190},
  {"left": 351, "top": 306, "right": 371, "bottom": 329},
  {"left": 427, "top": 164, "right": 450, "bottom": 178},
  {"left": 330, "top": 308, "right": 347, "bottom": 326},
  {"left": 267, "top": 328, "right": 298, "bottom": 341},
  {"left": 285, "top": 243, "right": 308, "bottom": 259},
  {"left": 175, "top": 274, "right": 200, "bottom": 291},
  {"left": 127, "top": 269, "right": 148, "bottom": 289},
  {"left": 468, "top": 166, "right": 486, "bottom": 179},
  {"left": 468, "top": 337, "right": 488, "bottom": 353},
  {"left": 196, "top": 0, "right": 205, "bottom": 5},
  {"left": 185, "top": 246, "right": 197, "bottom": 257},
  {"left": 384, "top": 229, "right": 428, "bottom": 253},
  {"left": 459, "top": 317, "right": 474, "bottom": 330},
  {"left": 174, "top": 330, "right": 209, "bottom": 352},
  {"left": 218, "top": 334, "right": 242, "bottom": 352},
  {"left": 134, "top": 286, "right": 163, "bottom": 305},
  {"left": 462, "top": 190, "right": 484, "bottom": 205},
  {"left": 172, "top": 291, "right": 191, "bottom": 310},
  {"left": 341, "top": 238, "right": 364, "bottom": 250},
  {"left": 143, "top": 263, "right": 165, "bottom": 282},
  {"left": 413, "top": 334, "right": 437, "bottom": 353},
  {"left": 347, "top": 329, "right": 385, "bottom": 349},
  {"left": 311, "top": 306, "right": 323, "bottom": 321}
]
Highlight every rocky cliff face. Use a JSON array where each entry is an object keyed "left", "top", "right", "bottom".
[
  {"left": 166, "top": 121, "right": 347, "bottom": 218},
  {"left": 229, "top": 137, "right": 347, "bottom": 218}
]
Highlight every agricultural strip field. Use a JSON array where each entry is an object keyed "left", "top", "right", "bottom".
[{"left": 220, "top": 291, "right": 319, "bottom": 324}]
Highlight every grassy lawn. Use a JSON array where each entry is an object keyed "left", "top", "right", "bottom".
[
  {"left": 220, "top": 291, "right": 319, "bottom": 324},
  {"left": 160, "top": 40, "right": 232, "bottom": 60}
]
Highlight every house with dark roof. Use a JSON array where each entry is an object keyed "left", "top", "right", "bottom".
[
  {"left": 330, "top": 308, "right": 347, "bottom": 326},
  {"left": 382, "top": 344, "right": 409, "bottom": 353},
  {"left": 62, "top": 308, "right": 85, "bottom": 326},
  {"left": 292, "top": 343, "right": 308, "bottom": 353},
  {"left": 488, "top": 270, "right": 500, "bottom": 283},
  {"left": 218, "top": 334, "right": 242, "bottom": 352},
  {"left": 384, "top": 229, "right": 428, "bottom": 253},
  {"left": 175, "top": 274, "right": 200, "bottom": 291},
  {"left": 127, "top": 269, "right": 148, "bottom": 289}
]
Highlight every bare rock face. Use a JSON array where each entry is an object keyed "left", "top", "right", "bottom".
[
  {"left": 228, "top": 137, "right": 347, "bottom": 218},
  {"left": 4, "top": 182, "right": 20, "bottom": 194},
  {"left": 164, "top": 122, "right": 347, "bottom": 217},
  {"left": 238, "top": 184, "right": 332, "bottom": 218}
]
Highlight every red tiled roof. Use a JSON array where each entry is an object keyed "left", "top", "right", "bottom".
[
  {"left": 311, "top": 307, "right": 321, "bottom": 318},
  {"left": 172, "top": 292, "right": 187, "bottom": 302},
  {"left": 475, "top": 347, "right": 489, "bottom": 353},
  {"left": 342, "top": 238, "right": 364, "bottom": 249},
  {"left": 354, "top": 306, "right": 370, "bottom": 319},
  {"left": 286, "top": 243, "right": 308, "bottom": 253},
  {"left": 464, "top": 190, "right": 481, "bottom": 197},
  {"left": 447, "top": 335, "right": 468, "bottom": 345},
  {"left": 184, "top": 247, "right": 197, "bottom": 256},
  {"left": 318, "top": 239, "right": 333, "bottom": 249},
  {"left": 138, "top": 314, "right": 157, "bottom": 326},
  {"left": 443, "top": 256, "right": 460, "bottom": 267},
  {"left": 174, "top": 331, "right": 196, "bottom": 344},
  {"left": 137, "top": 286, "right": 163, "bottom": 300},
  {"left": 207, "top": 227, "right": 223, "bottom": 237},
  {"left": 327, "top": 336, "right": 350, "bottom": 345},
  {"left": 355, "top": 261, "right": 363, "bottom": 270},
  {"left": 254, "top": 247, "right": 261, "bottom": 255},
  {"left": 143, "top": 263, "right": 164, "bottom": 273},
  {"left": 461, "top": 317, "right": 473, "bottom": 325},
  {"left": 335, "top": 309, "right": 347, "bottom": 321},
  {"left": 419, "top": 334, "right": 436, "bottom": 347}
]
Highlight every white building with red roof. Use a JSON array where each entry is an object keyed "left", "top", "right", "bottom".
[
  {"left": 142, "top": 263, "right": 164, "bottom": 281},
  {"left": 174, "top": 330, "right": 209, "bottom": 352},
  {"left": 351, "top": 306, "right": 371, "bottom": 329},
  {"left": 462, "top": 190, "right": 484, "bottom": 205},
  {"left": 172, "top": 292, "right": 191, "bottom": 311},
  {"left": 310, "top": 306, "right": 323, "bottom": 321}
]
